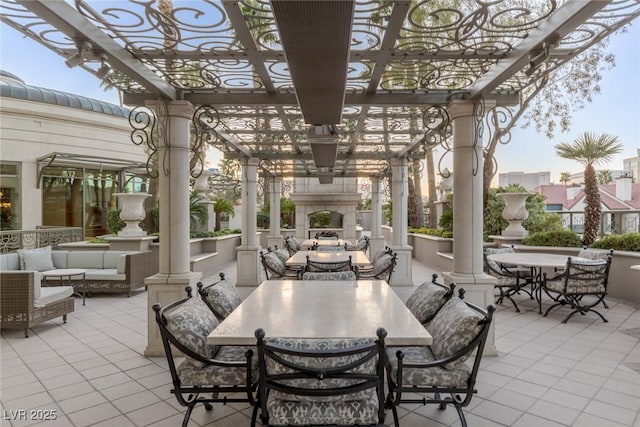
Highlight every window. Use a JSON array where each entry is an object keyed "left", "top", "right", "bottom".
[
  {"left": 0, "top": 163, "right": 21, "bottom": 230},
  {"left": 546, "top": 204, "right": 563, "bottom": 211}
]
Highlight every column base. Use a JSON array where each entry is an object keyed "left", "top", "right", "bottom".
[
  {"left": 441, "top": 272, "right": 498, "bottom": 356},
  {"left": 236, "top": 245, "right": 261, "bottom": 287},
  {"left": 389, "top": 245, "right": 413, "bottom": 287},
  {"left": 144, "top": 271, "right": 203, "bottom": 357}
]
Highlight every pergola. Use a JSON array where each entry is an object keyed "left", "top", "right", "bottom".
[{"left": 2, "top": 0, "right": 638, "bottom": 355}]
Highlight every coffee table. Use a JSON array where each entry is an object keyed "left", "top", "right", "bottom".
[{"left": 42, "top": 268, "right": 87, "bottom": 306}]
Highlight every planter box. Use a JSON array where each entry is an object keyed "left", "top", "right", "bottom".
[{"left": 410, "top": 233, "right": 454, "bottom": 272}]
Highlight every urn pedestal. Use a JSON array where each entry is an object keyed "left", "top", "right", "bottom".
[{"left": 498, "top": 192, "right": 531, "bottom": 238}]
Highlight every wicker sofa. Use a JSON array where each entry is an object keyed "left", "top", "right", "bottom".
[{"left": 0, "top": 249, "right": 154, "bottom": 296}]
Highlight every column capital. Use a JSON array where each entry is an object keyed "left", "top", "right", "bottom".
[
  {"left": 389, "top": 157, "right": 407, "bottom": 167},
  {"left": 446, "top": 99, "right": 475, "bottom": 120},
  {"left": 145, "top": 100, "right": 195, "bottom": 119},
  {"left": 243, "top": 157, "right": 260, "bottom": 167}
]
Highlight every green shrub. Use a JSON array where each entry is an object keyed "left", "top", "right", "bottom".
[
  {"left": 107, "top": 209, "right": 125, "bottom": 234},
  {"left": 522, "top": 230, "right": 582, "bottom": 247},
  {"left": 590, "top": 233, "right": 640, "bottom": 252},
  {"left": 409, "top": 227, "right": 453, "bottom": 239},
  {"left": 257, "top": 212, "right": 269, "bottom": 228}
]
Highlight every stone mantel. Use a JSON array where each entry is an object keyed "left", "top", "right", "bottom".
[{"left": 290, "top": 193, "right": 362, "bottom": 204}]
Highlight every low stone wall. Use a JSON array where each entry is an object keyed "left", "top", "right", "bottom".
[{"left": 410, "top": 233, "right": 454, "bottom": 272}]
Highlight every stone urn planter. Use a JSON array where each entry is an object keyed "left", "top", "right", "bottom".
[
  {"left": 114, "top": 193, "right": 151, "bottom": 237},
  {"left": 498, "top": 192, "right": 531, "bottom": 237}
]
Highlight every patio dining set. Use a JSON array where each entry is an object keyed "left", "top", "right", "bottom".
[{"left": 154, "top": 271, "right": 495, "bottom": 427}]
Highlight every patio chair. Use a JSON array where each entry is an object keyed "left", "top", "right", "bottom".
[
  {"left": 483, "top": 247, "right": 534, "bottom": 312},
  {"left": 347, "top": 235, "right": 370, "bottom": 254},
  {"left": 153, "top": 286, "right": 258, "bottom": 427},
  {"left": 301, "top": 270, "right": 357, "bottom": 281},
  {"left": 196, "top": 273, "right": 243, "bottom": 320},
  {"left": 405, "top": 274, "right": 456, "bottom": 328},
  {"left": 314, "top": 242, "right": 347, "bottom": 252},
  {"left": 540, "top": 256, "right": 612, "bottom": 323},
  {"left": 268, "top": 246, "right": 291, "bottom": 264},
  {"left": 260, "top": 251, "right": 300, "bottom": 280},
  {"left": 302, "top": 254, "right": 353, "bottom": 274},
  {"left": 315, "top": 230, "right": 339, "bottom": 240},
  {"left": 253, "top": 327, "right": 392, "bottom": 427},
  {"left": 355, "top": 252, "right": 397, "bottom": 283},
  {"left": 386, "top": 290, "right": 495, "bottom": 427},
  {"left": 283, "top": 237, "right": 299, "bottom": 256}
]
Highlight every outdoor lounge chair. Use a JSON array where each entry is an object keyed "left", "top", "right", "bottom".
[
  {"left": 153, "top": 286, "right": 258, "bottom": 427},
  {"left": 540, "top": 256, "right": 612, "bottom": 323},
  {"left": 386, "top": 290, "right": 495, "bottom": 427},
  {"left": 254, "top": 327, "right": 392, "bottom": 427}
]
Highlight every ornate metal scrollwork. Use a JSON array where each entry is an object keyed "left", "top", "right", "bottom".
[
  {"left": 129, "top": 102, "right": 163, "bottom": 178},
  {"left": 192, "top": 105, "right": 221, "bottom": 179},
  {"left": 471, "top": 98, "right": 486, "bottom": 176}
]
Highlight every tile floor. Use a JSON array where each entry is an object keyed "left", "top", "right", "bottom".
[{"left": 1, "top": 258, "right": 639, "bottom": 427}]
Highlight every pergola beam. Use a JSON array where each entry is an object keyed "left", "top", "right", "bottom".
[
  {"left": 469, "top": 0, "right": 611, "bottom": 99},
  {"left": 17, "top": 0, "right": 177, "bottom": 100}
]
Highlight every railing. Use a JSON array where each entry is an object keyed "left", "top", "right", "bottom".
[
  {"left": 0, "top": 227, "right": 84, "bottom": 253},
  {"left": 557, "top": 210, "right": 640, "bottom": 235}
]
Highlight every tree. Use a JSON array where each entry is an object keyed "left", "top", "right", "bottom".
[
  {"left": 213, "top": 197, "right": 235, "bottom": 231},
  {"left": 559, "top": 171, "right": 571, "bottom": 186},
  {"left": 555, "top": 132, "right": 622, "bottom": 244},
  {"left": 189, "top": 191, "right": 208, "bottom": 231},
  {"left": 598, "top": 169, "right": 613, "bottom": 184}
]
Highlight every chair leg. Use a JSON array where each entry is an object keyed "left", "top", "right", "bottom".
[
  {"left": 454, "top": 404, "right": 468, "bottom": 427},
  {"left": 181, "top": 404, "right": 196, "bottom": 427}
]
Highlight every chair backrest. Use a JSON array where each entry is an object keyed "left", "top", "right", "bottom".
[
  {"left": 304, "top": 255, "right": 352, "bottom": 273},
  {"left": 577, "top": 248, "right": 613, "bottom": 261},
  {"left": 270, "top": 246, "right": 291, "bottom": 263},
  {"left": 301, "top": 270, "right": 357, "bottom": 281},
  {"left": 197, "top": 273, "right": 243, "bottom": 320},
  {"left": 405, "top": 274, "right": 455, "bottom": 325},
  {"left": 255, "top": 328, "right": 387, "bottom": 426},
  {"left": 315, "top": 243, "right": 347, "bottom": 252},
  {"left": 315, "top": 230, "right": 338, "bottom": 240},
  {"left": 261, "top": 251, "right": 287, "bottom": 279},
  {"left": 370, "top": 246, "right": 392, "bottom": 264},
  {"left": 427, "top": 290, "right": 496, "bottom": 377},
  {"left": 354, "top": 236, "right": 369, "bottom": 252},
  {"left": 483, "top": 246, "right": 515, "bottom": 275},
  {"left": 153, "top": 286, "right": 220, "bottom": 381},
  {"left": 371, "top": 253, "right": 397, "bottom": 282},
  {"left": 284, "top": 237, "right": 299, "bottom": 256},
  {"left": 560, "top": 256, "right": 612, "bottom": 292}
]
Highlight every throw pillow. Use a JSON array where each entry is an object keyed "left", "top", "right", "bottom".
[{"left": 20, "top": 246, "right": 55, "bottom": 272}]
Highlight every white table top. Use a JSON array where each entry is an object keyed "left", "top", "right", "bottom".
[
  {"left": 207, "top": 280, "right": 432, "bottom": 346},
  {"left": 300, "top": 239, "right": 352, "bottom": 249},
  {"left": 42, "top": 268, "right": 87, "bottom": 277},
  {"left": 286, "top": 250, "right": 370, "bottom": 267},
  {"left": 487, "top": 252, "right": 590, "bottom": 269}
]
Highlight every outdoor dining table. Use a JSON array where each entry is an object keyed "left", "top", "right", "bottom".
[
  {"left": 486, "top": 252, "right": 591, "bottom": 313},
  {"left": 286, "top": 250, "right": 371, "bottom": 268},
  {"left": 300, "top": 238, "right": 352, "bottom": 249},
  {"left": 207, "top": 280, "right": 432, "bottom": 346}
]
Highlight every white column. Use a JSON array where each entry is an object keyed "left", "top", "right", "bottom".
[
  {"left": 368, "top": 176, "right": 385, "bottom": 258},
  {"left": 442, "top": 99, "right": 497, "bottom": 356},
  {"left": 144, "top": 101, "right": 202, "bottom": 356},
  {"left": 267, "top": 176, "right": 282, "bottom": 249},
  {"left": 237, "top": 158, "right": 260, "bottom": 286},
  {"left": 389, "top": 158, "right": 413, "bottom": 286}
]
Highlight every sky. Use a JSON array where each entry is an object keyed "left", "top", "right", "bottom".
[{"left": 1, "top": 17, "right": 639, "bottom": 186}]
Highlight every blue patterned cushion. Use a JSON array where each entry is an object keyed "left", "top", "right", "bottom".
[
  {"left": 301, "top": 271, "right": 356, "bottom": 281},
  {"left": 202, "top": 279, "right": 243, "bottom": 319},
  {"left": 177, "top": 345, "right": 258, "bottom": 386},
  {"left": 386, "top": 346, "right": 471, "bottom": 388},
  {"left": 290, "top": 237, "right": 302, "bottom": 251},
  {"left": 263, "top": 337, "right": 378, "bottom": 402},
  {"left": 264, "top": 252, "right": 286, "bottom": 275},
  {"left": 405, "top": 281, "right": 449, "bottom": 323},
  {"left": 164, "top": 297, "right": 220, "bottom": 359},
  {"left": 428, "top": 298, "right": 483, "bottom": 369},
  {"left": 373, "top": 254, "right": 393, "bottom": 275}
]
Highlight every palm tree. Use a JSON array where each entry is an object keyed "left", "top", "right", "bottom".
[
  {"left": 559, "top": 171, "right": 571, "bottom": 186},
  {"left": 213, "top": 197, "right": 235, "bottom": 231},
  {"left": 555, "top": 132, "right": 622, "bottom": 245},
  {"left": 598, "top": 169, "right": 613, "bottom": 184},
  {"left": 189, "top": 191, "right": 208, "bottom": 231}
]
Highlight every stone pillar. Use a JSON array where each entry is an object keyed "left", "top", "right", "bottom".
[
  {"left": 237, "top": 158, "right": 260, "bottom": 286},
  {"left": 144, "top": 101, "right": 202, "bottom": 356},
  {"left": 368, "top": 176, "right": 385, "bottom": 258},
  {"left": 389, "top": 158, "right": 413, "bottom": 286},
  {"left": 442, "top": 99, "right": 497, "bottom": 356},
  {"left": 267, "top": 176, "right": 282, "bottom": 249}
]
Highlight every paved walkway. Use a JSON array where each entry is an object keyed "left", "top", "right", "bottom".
[{"left": 1, "top": 258, "right": 639, "bottom": 427}]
